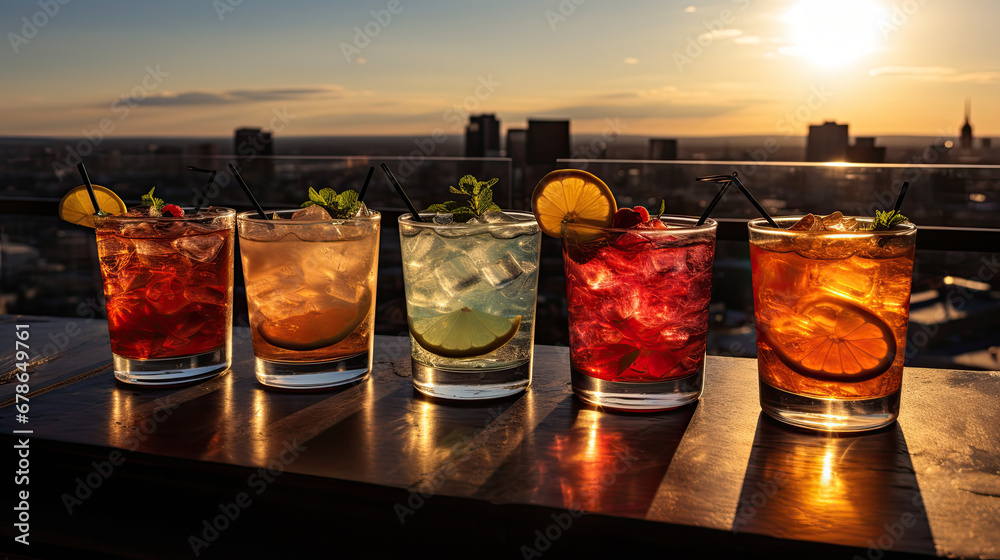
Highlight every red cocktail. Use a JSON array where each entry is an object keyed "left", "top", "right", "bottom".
[
  {"left": 564, "top": 216, "right": 717, "bottom": 410},
  {"left": 96, "top": 208, "right": 235, "bottom": 385}
]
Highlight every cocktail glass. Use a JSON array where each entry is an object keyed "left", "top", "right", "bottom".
[
  {"left": 399, "top": 211, "right": 541, "bottom": 399},
  {"left": 238, "top": 209, "right": 380, "bottom": 389},
  {"left": 749, "top": 216, "right": 917, "bottom": 431},
  {"left": 563, "top": 216, "right": 717, "bottom": 411},
  {"left": 96, "top": 207, "right": 235, "bottom": 385}
]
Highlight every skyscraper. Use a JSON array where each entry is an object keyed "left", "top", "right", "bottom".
[
  {"left": 234, "top": 128, "right": 274, "bottom": 157},
  {"left": 526, "top": 119, "right": 570, "bottom": 165},
  {"left": 465, "top": 114, "right": 501, "bottom": 157},
  {"left": 960, "top": 99, "right": 973, "bottom": 150},
  {"left": 648, "top": 139, "right": 678, "bottom": 160},
  {"left": 806, "top": 121, "right": 848, "bottom": 162}
]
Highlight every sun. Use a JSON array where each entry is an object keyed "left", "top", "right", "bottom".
[{"left": 781, "top": 0, "right": 888, "bottom": 68}]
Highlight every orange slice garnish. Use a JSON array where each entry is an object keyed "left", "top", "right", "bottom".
[
  {"left": 530, "top": 169, "right": 616, "bottom": 238},
  {"left": 259, "top": 291, "right": 371, "bottom": 351},
  {"left": 760, "top": 295, "right": 896, "bottom": 382},
  {"left": 58, "top": 184, "right": 127, "bottom": 228}
]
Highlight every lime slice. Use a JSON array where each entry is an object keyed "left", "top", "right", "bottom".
[
  {"left": 410, "top": 307, "right": 521, "bottom": 358},
  {"left": 58, "top": 184, "right": 127, "bottom": 228}
]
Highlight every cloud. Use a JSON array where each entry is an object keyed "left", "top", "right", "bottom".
[
  {"left": 113, "top": 86, "right": 350, "bottom": 107},
  {"left": 868, "top": 67, "right": 1000, "bottom": 83},
  {"left": 734, "top": 35, "right": 761, "bottom": 45},
  {"left": 623, "top": 57, "right": 639, "bottom": 65},
  {"left": 697, "top": 29, "right": 743, "bottom": 41}
]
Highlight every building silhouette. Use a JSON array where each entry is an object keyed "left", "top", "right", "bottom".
[
  {"left": 649, "top": 139, "right": 679, "bottom": 160},
  {"left": 465, "top": 114, "right": 501, "bottom": 157},
  {"left": 234, "top": 128, "right": 274, "bottom": 157},
  {"left": 526, "top": 119, "right": 570, "bottom": 165},
  {"left": 847, "top": 137, "right": 886, "bottom": 163},
  {"left": 960, "top": 99, "right": 974, "bottom": 150},
  {"left": 806, "top": 121, "right": 848, "bottom": 162}
]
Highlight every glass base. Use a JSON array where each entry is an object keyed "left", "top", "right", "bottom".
[
  {"left": 255, "top": 352, "right": 370, "bottom": 389},
  {"left": 411, "top": 358, "right": 531, "bottom": 400},
  {"left": 571, "top": 368, "right": 703, "bottom": 411},
  {"left": 113, "top": 348, "right": 230, "bottom": 386},
  {"left": 759, "top": 380, "right": 900, "bottom": 432}
]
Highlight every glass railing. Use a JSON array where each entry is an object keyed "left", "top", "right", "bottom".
[{"left": 2, "top": 156, "right": 997, "bottom": 371}]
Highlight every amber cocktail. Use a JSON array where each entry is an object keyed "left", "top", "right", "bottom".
[
  {"left": 238, "top": 209, "right": 380, "bottom": 389},
  {"left": 749, "top": 215, "right": 916, "bottom": 431}
]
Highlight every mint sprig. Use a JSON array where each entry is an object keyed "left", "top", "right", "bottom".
[
  {"left": 141, "top": 187, "right": 165, "bottom": 212},
  {"left": 867, "top": 209, "right": 908, "bottom": 231},
  {"left": 301, "top": 187, "right": 362, "bottom": 219},
  {"left": 654, "top": 200, "right": 666, "bottom": 219},
  {"left": 424, "top": 175, "right": 501, "bottom": 222}
]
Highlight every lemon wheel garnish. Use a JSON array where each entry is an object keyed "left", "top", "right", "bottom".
[
  {"left": 259, "top": 291, "right": 371, "bottom": 351},
  {"left": 760, "top": 295, "right": 896, "bottom": 382},
  {"left": 410, "top": 307, "right": 521, "bottom": 358},
  {"left": 58, "top": 185, "right": 127, "bottom": 228},
  {"left": 530, "top": 169, "right": 617, "bottom": 238}
]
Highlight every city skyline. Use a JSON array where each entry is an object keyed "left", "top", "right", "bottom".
[{"left": 3, "top": 0, "right": 999, "bottom": 138}]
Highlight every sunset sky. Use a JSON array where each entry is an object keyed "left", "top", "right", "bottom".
[{"left": 2, "top": 0, "right": 997, "bottom": 138}]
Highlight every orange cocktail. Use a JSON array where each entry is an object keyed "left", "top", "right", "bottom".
[{"left": 749, "top": 214, "right": 916, "bottom": 431}]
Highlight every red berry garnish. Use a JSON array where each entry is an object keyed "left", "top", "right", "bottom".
[
  {"left": 162, "top": 204, "right": 185, "bottom": 217},
  {"left": 633, "top": 206, "right": 650, "bottom": 222},
  {"left": 636, "top": 218, "right": 668, "bottom": 230},
  {"left": 612, "top": 208, "right": 642, "bottom": 229}
]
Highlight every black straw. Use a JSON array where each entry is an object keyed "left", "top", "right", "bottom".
[
  {"left": 358, "top": 166, "right": 375, "bottom": 202},
  {"left": 695, "top": 174, "right": 734, "bottom": 226},
  {"left": 187, "top": 166, "right": 216, "bottom": 214},
  {"left": 227, "top": 161, "right": 269, "bottom": 220},
  {"left": 730, "top": 172, "right": 779, "bottom": 228},
  {"left": 76, "top": 163, "right": 101, "bottom": 215},
  {"left": 381, "top": 163, "right": 424, "bottom": 222},
  {"left": 892, "top": 181, "right": 909, "bottom": 214}
]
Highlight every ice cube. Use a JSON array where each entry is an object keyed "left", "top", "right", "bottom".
[
  {"left": 788, "top": 214, "right": 823, "bottom": 231},
  {"left": 291, "top": 205, "right": 332, "bottom": 221},
  {"left": 479, "top": 210, "right": 518, "bottom": 224},
  {"left": 184, "top": 285, "right": 227, "bottom": 306},
  {"left": 482, "top": 251, "right": 524, "bottom": 287},
  {"left": 172, "top": 233, "right": 225, "bottom": 263},
  {"left": 356, "top": 202, "right": 372, "bottom": 217},
  {"left": 98, "top": 236, "right": 133, "bottom": 258},
  {"left": 404, "top": 230, "right": 446, "bottom": 264},
  {"left": 435, "top": 254, "right": 481, "bottom": 295},
  {"left": 134, "top": 238, "right": 176, "bottom": 259},
  {"left": 433, "top": 213, "right": 454, "bottom": 225}
]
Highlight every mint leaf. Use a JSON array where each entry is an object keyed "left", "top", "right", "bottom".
[
  {"left": 300, "top": 188, "right": 362, "bottom": 218},
  {"left": 333, "top": 190, "right": 361, "bottom": 218},
  {"left": 451, "top": 207, "right": 476, "bottom": 222},
  {"left": 867, "top": 209, "right": 908, "bottom": 231},
  {"left": 458, "top": 175, "right": 477, "bottom": 195},
  {"left": 141, "top": 187, "right": 164, "bottom": 211},
  {"left": 308, "top": 187, "right": 325, "bottom": 205},
  {"left": 319, "top": 188, "right": 337, "bottom": 205},
  {"left": 475, "top": 186, "right": 493, "bottom": 214},
  {"left": 655, "top": 200, "right": 666, "bottom": 219},
  {"left": 426, "top": 175, "right": 502, "bottom": 222}
]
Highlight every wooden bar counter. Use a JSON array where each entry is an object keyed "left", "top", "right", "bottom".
[{"left": 1, "top": 315, "right": 998, "bottom": 559}]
